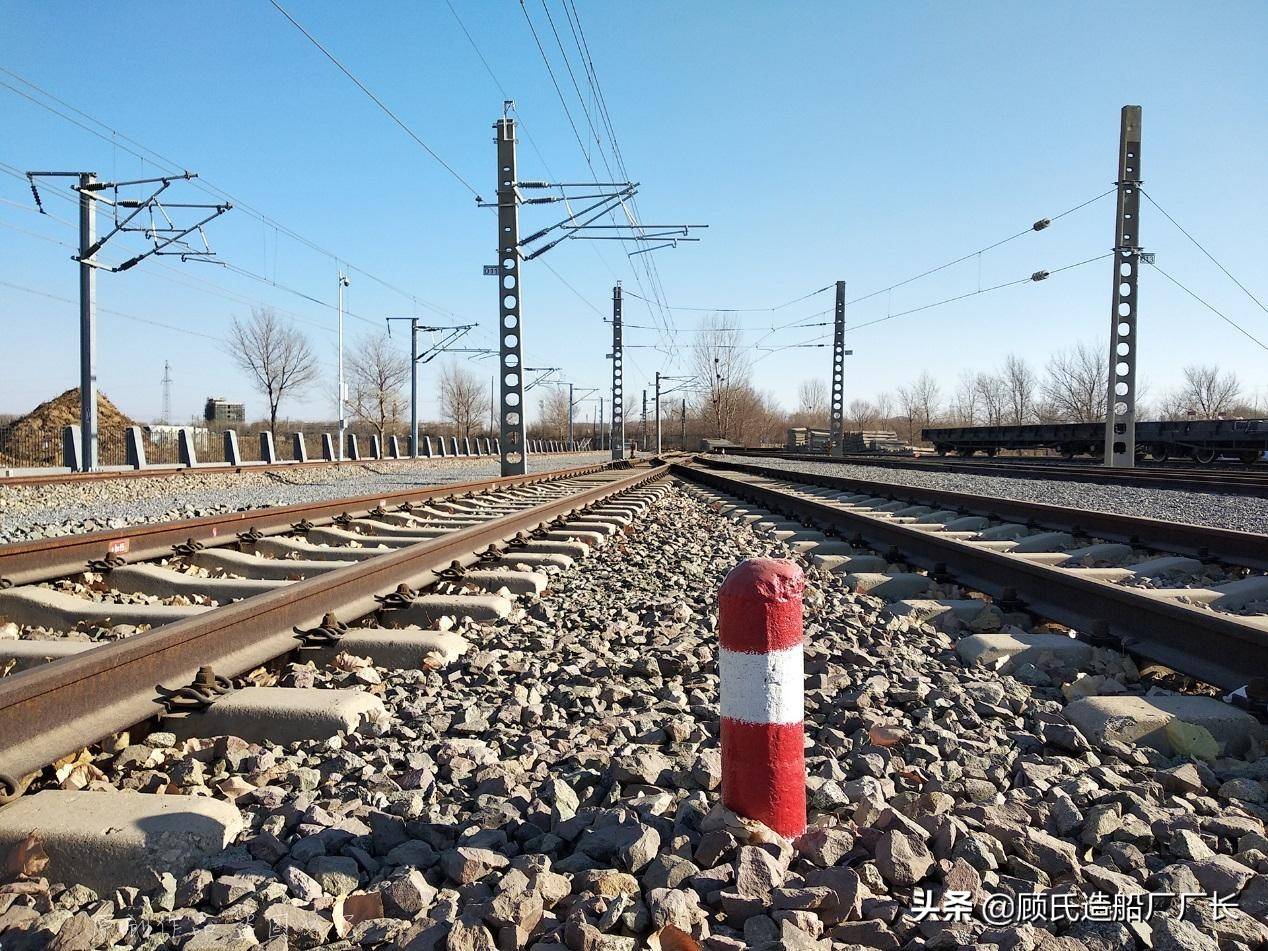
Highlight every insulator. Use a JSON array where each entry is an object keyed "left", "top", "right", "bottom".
[
  {"left": 1033, "top": 218, "right": 1051, "bottom": 231},
  {"left": 1031, "top": 270, "right": 1050, "bottom": 282}
]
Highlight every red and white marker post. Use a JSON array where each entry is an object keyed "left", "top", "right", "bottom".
[{"left": 718, "top": 557, "right": 807, "bottom": 839}]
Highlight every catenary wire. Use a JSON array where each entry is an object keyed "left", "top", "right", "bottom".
[
  {"left": 0, "top": 69, "right": 467, "bottom": 319},
  {"left": 1145, "top": 262, "right": 1268, "bottom": 353},
  {"left": 1142, "top": 189, "right": 1268, "bottom": 321},
  {"left": 845, "top": 189, "right": 1115, "bottom": 306},
  {"left": 265, "top": 0, "right": 483, "bottom": 200}
]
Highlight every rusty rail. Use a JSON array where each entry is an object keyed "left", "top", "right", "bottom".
[
  {"left": 0, "top": 464, "right": 667, "bottom": 789},
  {"left": 677, "top": 461, "right": 1268, "bottom": 691},
  {"left": 700, "top": 455, "right": 1268, "bottom": 571},
  {"left": 0, "top": 461, "right": 611, "bottom": 588}
]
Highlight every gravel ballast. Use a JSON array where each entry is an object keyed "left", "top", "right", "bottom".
[
  {"left": 0, "top": 454, "right": 610, "bottom": 544},
  {"left": 3, "top": 479, "right": 1266, "bottom": 949},
  {"left": 712, "top": 454, "right": 1268, "bottom": 535}
]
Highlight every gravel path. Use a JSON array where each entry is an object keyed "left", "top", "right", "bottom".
[
  {"left": 714, "top": 454, "right": 1268, "bottom": 535},
  {"left": 6, "top": 481, "right": 1266, "bottom": 949},
  {"left": 0, "top": 454, "right": 610, "bottom": 544}
]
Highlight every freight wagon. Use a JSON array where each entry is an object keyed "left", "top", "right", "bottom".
[{"left": 921, "top": 419, "right": 1268, "bottom": 464}]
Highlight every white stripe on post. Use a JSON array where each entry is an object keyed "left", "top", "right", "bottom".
[{"left": 719, "top": 645, "right": 804, "bottom": 725}]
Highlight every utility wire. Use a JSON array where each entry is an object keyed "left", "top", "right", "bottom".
[
  {"left": 846, "top": 252, "right": 1111, "bottom": 333},
  {"left": 521, "top": 0, "right": 679, "bottom": 348},
  {"left": 623, "top": 284, "right": 834, "bottom": 313},
  {"left": 517, "top": 0, "right": 674, "bottom": 343},
  {"left": 846, "top": 189, "right": 1115, "bottom": 306},
  {"left": 265, "top": 0, "right": 483, "bottom": 200},
  {"left": 0, "top": 179, "right": 369, "bottom": 334},
  {"left": 0, "top": 75, "right": 463, "bottom": 318},
  {"left": 0, "top": 279, "right": 227, "bottom": 342},
  {"left": 1145, "top": 262, "right": 1268, "bottom": 353},
  {"left": 1142, "top": 190, "right": 1268, "bottom": 321},
  {"left": 0, "top": 173, "right": 378, "bottom": 330}
]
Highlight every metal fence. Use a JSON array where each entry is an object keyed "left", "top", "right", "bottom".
[
  {"left": 0, "top": 425, "right": 65, "bottom": 468},
  {"left": 0, "top": 424, "right": 510, "bottom": 470}
]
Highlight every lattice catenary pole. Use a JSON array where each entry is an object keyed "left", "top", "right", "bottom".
[
  {"left": 1104, "top": 105, "right": 1143, "bottom": 468},
  {"left": 611, "top": 284, "right": 625, "bottom": 460},
  {"left": 495, "top": 116, "right": 528, "bottom": 475},
  {"left": 829, "top": 279, "right": 846, "bottom": 455}
]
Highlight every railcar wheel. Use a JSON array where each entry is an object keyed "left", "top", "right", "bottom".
[
  {"left": 1060, "top": 445, "right": 1076, "bottom": 460},
  {"left": 935, "top": 445, "right": 948, "bottom": 457},
  {"left": 984, "top": 447, "right": 999, "bottom": 457},
  {"left": 1149, "top": 444, "right": 1170, "bottom": 462},
  {"left": 1240, "top": 451, "right": 1261, "bottom": 466},
  {"left": 1193, "top": 448, "right": 1217, "bottom": 465}
]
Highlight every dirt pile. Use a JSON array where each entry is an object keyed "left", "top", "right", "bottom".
[{"left": 0, "top": 388, "right": 137, "bottom": 465}]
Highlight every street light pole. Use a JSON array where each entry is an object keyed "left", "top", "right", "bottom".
[
  {"left": 337, "top": 272, "right": 349, "bottom": 461},
  {"left": 78, "top": 172, "right": 98, "bottom": 472}
]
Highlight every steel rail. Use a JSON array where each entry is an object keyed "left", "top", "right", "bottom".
[
  {"left": 0, "top": 461, "right": 610, "bottom": 588},
  {"left": 0, "top": 464, "right": 667, "bottom": 788},
  {"left": 700, "top": 456, "right": 1268, "bottom": 571},
  {"left": 675, "top": 462, "right": 1268, "bottom": 692},
  {"left": 0, "top": 449, "right": 587, "bottom": 488},
  {"left": 723, "top": 449, "right": 1268, "bottom": 496}
]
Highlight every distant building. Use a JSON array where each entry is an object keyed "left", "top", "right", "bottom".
[{"left": 204, "top": 398, "right": 245, "bottom": 424}]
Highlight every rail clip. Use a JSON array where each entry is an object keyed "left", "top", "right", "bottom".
[
  {"left": 294, "top": 612, "right": 348, "bottom": 646},
  {"left": 374, "top": 584, "right": 417, "bottom": 611},
  {"left": 155, "top": 665, "right": 232, "bottom": 713}
]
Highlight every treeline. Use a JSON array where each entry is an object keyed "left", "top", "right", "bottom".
[{"left": 222, "top": 308, "right": 1263, "bottom": 452}]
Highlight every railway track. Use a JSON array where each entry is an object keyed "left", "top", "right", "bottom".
[
  {"left": 727, "top": 449, "right": 1268, "bottom": 496},
  {"left": 686, "top": 455, "right": 1268, "bottom": 690},
  {"left": 0, "top": 458, "right": 1266, "bottom": 948},
  {"left": 0, "top": 460, "right": 664, "bottom": 798}
]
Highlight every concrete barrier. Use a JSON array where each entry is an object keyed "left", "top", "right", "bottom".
[
  {"left": 178, "top": 427, "right": 198, "bottom": 467},
  {"left": 389, "top": 436, "right": 401, "bottom": 459},
  {"left": 371, "top": 435, "right": 382, "bottom": 459},
  {"left": 346, "top": 434, "right": 360, "bottom": 461},
  {"left": 62, "top": 426, "right": 83, "bottom": 472},
  {"left": 260, "top": 431, "right": 277, "bottom": 464},
  {"left": 125, "top": 426, "right": 147, "bottom": 469},
  {"left": 321, "top": 433, "right": 335, "bottom": 462},
  {"left": 224, "top": 430, "right": 242, "bottom": 466}
]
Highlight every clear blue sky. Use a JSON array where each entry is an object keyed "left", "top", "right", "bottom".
[{"left": 2, "top": 1, "right": 1265, "bottom": 425}]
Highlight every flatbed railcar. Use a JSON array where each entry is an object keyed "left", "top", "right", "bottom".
[{"left": 922, "top": 419, "right": 1268, "bottom": 464}]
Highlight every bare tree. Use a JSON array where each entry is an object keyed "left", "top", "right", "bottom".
[
  {"left": 1040, "top": 340, "right": 1105, "bottom": 422},
  {"left": 1002, "top": 353, "right": 1037, "bottom": 425},
  {"left": 974, "top": 372, "right": 1007, "bottom": 426},
  {"left": 438, "top": 362, "right": 490, "bottom": 440},
  {"left": 872, "top": 391, "right": 895, "bottom": 430},
  {"left": 534, "top": 386, "right": 570, "bottom": 440},
  {"left": 347, "top": 332, "right": 409, "bottom": 443},
  {"left": 691, "top": 313, "right": 754, "bottom": 441},
  {"left": 794, "top": 378, "right": 829, "bottom": 427},
  {"left": 950, "top": 371, "right": 980, "bottom": 426},
  {"left": 846, "top": 398, "right": 876, "bottom": 431},
  {"left": 1164, "top": 365, "right": 1242, "bottom": 419},
  {"left": 226, "top": 307, "right": 320, "bottom": 434},
  {"left": 896, "top": 371, "right": 940, "bottom": 443}
]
